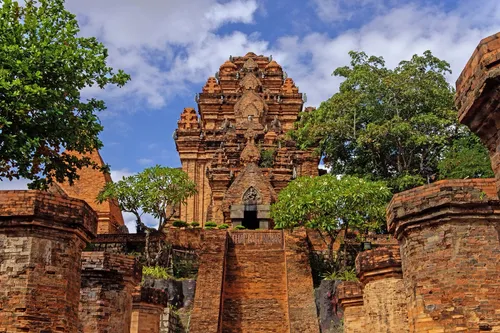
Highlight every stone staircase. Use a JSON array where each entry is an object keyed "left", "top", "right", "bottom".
[{"left": 221, "top": 231, "right": 290, "bottom": 333}]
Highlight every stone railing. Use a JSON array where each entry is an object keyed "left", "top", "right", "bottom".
[{"left": 229, "top": 230, "right": 284, "bottom": 247}]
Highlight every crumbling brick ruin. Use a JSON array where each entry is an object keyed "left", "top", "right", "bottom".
[{"left": 1, "top": 34, "right": 500, "bottom": 333}]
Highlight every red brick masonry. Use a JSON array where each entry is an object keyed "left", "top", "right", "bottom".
[
  {"left": 336, "top": 282, "right": 366, "bottom": 333},
  {"left": 387, "top": 179, "right": 500, "bottom": 332},
  {"left": 0, "top": 190, "right": 97, "bottom": 333},
  {"left": 456, "top": 32, "right": 500, "bottom": 195},
  {"left": 356, "top": 246, "right": 408, "bottom": 332},
  {"left": 79, "top": 251, "right": 142, "bottom": 333}
]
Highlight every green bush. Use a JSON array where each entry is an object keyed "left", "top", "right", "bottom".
[
  {"left": 218, "top": 223, "right": 230, "bottom": 229},
  {"left": 235, "top": 225, "right": 246, "bottom": 230},
  {"left": 190, "top": 221, "right": 200, "bottom": 228},
  {"left": 143, "top": 266, "right": 170, "bottom": 280},
  {"left": 172, "top": 220, "right": 188, "bottom": 228},
  {"left": 323, "top": 268, "right": 358, "bottom": 282},
  {"left": 205, "top": 221, "right": 217, "bottom": 229}
]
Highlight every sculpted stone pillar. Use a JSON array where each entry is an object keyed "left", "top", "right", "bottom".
[
  {"left": 456, "top": 32, "right": 500, "bottom": 194},
  {"left": 79, "top": 252, "right": 142, "bottom": 333},
  {"left": 336, "top": 281, "right": 366, "bottom": 333},
  {"left": 387, "top": 179, "right": 500, "bottom": 332},
  {"left": 355, "top": 246, "right": 408, "bottom": 333},
  {"left": 130, "top": 287, "right": 169, "bottom": 333},
  {"left": 0, "top": 190, "right": 96, "bottom": 333}
]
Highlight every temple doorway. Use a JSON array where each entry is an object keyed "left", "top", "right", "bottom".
[{"left": 242, "top": 209, "right": 259, "bottom": 229}]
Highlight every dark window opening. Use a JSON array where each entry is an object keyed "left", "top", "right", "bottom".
[{"left": 242, "top": 210, "right": 259, "bottom": 230}]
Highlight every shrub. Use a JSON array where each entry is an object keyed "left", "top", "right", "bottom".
[
  {"left": 218, "top": 223, "right": 230, "bottom": 229},
  {"left": 143, "top": 266, "right": 170, "bottom": 280},
  {"left": 259, "top": 149, "right": 275, "bottom": 168},
  {"left": 235, "top": 225, "right": 246, "bottom": 230},
  {"left": 323, "top": 268, "right": 358, "bottom": 282},
  {"left": 172, "top": 220, "right": 188, "bottom": 228},
  {"left": 190, "top": 221, "right": 200, "bottom": 228},
  {"left": 205, "top": 221, "right": 217, "bottom": 229}
]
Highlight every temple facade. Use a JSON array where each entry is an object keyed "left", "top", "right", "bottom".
[{"left": 173, "top": 52, "right": 320, "bottom": 228}]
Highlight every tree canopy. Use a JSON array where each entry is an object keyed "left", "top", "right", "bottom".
[
  {"left": 97, "top": 166, "right": 197, "bottom": 266},
  {"left": 0, "top": 0, "right": 130, "bottom": 189},
  {"left": 271, "top": 175, "right": 391, "bottom": 265},
  {"left": 292, "top": 50, "right": 492, "bottom": 192},
  {"left": 97, "top": 165, "right": 197, "bottom": 233},
  {"left": 437, "top": 130, "right": 494, "bottom": 179}
]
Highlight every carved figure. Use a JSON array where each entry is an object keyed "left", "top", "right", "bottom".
[{"left": 243, "top": 186, "right": 261, "bottom": 204}]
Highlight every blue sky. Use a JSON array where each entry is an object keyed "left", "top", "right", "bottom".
[{"left": 3, "top": 0, "right": 500, "bottom": 230}]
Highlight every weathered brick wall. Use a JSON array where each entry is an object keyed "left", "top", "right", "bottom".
[
  {"left": 456, "top": 32, "right": 500, "bottom": 193},
  {"left": 221, "top": 231, "right": 289, "bottom": 333},
  {"left": 356, "top": 246, "right": 408, "bottom": 332},
  {"left": 0, "top": 190, "right": 96, "bottom": 333},
  {"left": 336, "top": 282, "right": 366, "bottom": 333},
  {"left": 79, "top": 251, "right": 142, "bottom": 333},
  {"left": 285, "top": 230, "right": 321, "bottom": 333},
  {"left": 189, "top": 230, "right": 228, "bottom": 333},
  {"left": 387, "top": 179, "right": 500, "bottom": 332},
  {"left": 131, "top": 287, "right": 169, "bottom": 333}
]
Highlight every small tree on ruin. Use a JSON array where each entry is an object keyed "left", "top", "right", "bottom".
[
  {"left": 0, "top": 0, "right": 130, "bottom": 189},
  {"left": 271, "top": 175, "right": 391, "bottom": 272},
  {"left": 97, "top": 165, "right": 197, "bottom": 266}
]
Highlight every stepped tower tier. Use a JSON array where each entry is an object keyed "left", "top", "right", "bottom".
[{"left": 174, "top": 53, "right": 320, "bottom": 228}]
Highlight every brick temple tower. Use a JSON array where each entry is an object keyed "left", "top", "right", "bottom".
[{"left": 174, "top": 52, "right": 319, "bottom": 228}]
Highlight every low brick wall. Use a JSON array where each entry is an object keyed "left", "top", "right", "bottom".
[
  {"left": 356, "top": 246, "right": 408, "bottom": 332},
  {"left": 79, "top": 252, "right": 142, "bottom": 333},
  {"left": 0, "top": 190, "right": 96, "bottom": 333},
  {"left": 336, "top": 282, "right": 366, "bottom": 333},
  {"left": 387, "top": 179, "right": 500, "bottom": 332}
]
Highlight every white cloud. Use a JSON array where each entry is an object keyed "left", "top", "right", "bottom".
[
  {"left": 311, "top": 0, "right": 397, "bottom": 23},
  {"left": 269, "top": 1, "right": 500, "bottom": 107},
  {"left": 110, "top": 168, "right": 134, "bottom": 181},
  {"left": 123, "top": 212, "right": 158, "bottom": 233},
  {"left": 205, "top": 0, "right": 258, "bottom": 27},
  {"left": 65, "top": 0, "right": 260, "bottom": 109}
]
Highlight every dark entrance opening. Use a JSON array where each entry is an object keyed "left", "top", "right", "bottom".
[{"left": 242, "top": 210, "right": 259, "bottom": 230}]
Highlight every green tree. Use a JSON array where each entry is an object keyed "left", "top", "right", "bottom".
[
  {"left": 271, "top": 175, "right": 391, "bottom": 269},
  {"left": 0, "top": 0, "right": 130, "bottom": 189},
  {"left": 438, "top": 129, "right": 494, "bottom": 179},
  {"left": 97, "top": 165, "right": 197, "bottom": 265},
  {"left": 292, "top": 50, "right": 484, "bottom": 191}
]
